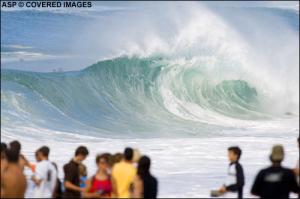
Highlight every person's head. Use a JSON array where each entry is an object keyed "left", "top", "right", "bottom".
[
  {"left": 35, "top": 146, "right": 50, "bottom": 162},
  {"left": 111, "top": 153, "right": 123, "bottom": 167},
  {"left": 228, "top": 146, "right": 242, "bottom": 162},
  {"left": 5, "top": 145, "right": 20, "bottom": 163},
  {"left": 137, "top": 156, "right": 151, "bottom": 178},
  {"left": 124, "top": 147, "right": 134, "bottom": 162},
  {"left": 270, "top": 145, "right": 284, "bottom": 164},
  {"left": 103, "top": 153, "right": 112, "bottom": 168},
  {"left": 1, "top": 142, "right": 7, "bottom": 160},
  {"left": 79, "top": 163, "right": 87, "bottom": 177},
  {"left": 74, "top": 146, "right": 89, "bottom": 162},
  {"left": 133, "top": 149, "right": 141, "bottom": 163},
  {"left": 96, "top": 153, "right": 110, "bottom": 172},
  {"left": 9, "top": 140, "right": 21, "bottom": 154}
]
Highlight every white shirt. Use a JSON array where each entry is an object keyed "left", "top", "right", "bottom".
[
  {"left": 225, "top": 164, "right": 237, "bottom": 186},
  {"left": 32, "top": 160, "right": 57, "bottom": 198},
  {"left": 224, "top": 164, "right": 237, "bottom": 198}
]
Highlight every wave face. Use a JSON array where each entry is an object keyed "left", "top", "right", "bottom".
[{"left": 1, "top": 55, "right": 297, "bottom": 138}]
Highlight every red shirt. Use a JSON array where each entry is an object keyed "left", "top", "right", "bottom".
[{"left": 89, "top": 176, "right": 112, "bottom": 197}]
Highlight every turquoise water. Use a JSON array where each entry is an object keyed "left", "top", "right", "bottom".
[{"left": 1, "top": 55, "right": 296, "bottom": 138}]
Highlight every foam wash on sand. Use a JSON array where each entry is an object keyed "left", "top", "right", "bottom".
[{"left": 1, "top": 2, "right": 299, "bottom": 198}]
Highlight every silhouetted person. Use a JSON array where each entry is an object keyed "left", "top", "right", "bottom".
[
  {"left": 1, "top": 142, "right": 8, "bottom": 171},
  {"left": 31, "top": 146, "right": 57, "bottom": 198},
  {"left": 83, "top": 153, "right": 112, "bottom": 198},
  {"left": 218, "top": 146, "right": 244, "bottom": 199},
  {"left": 1, "top": 143, "right": 7, "bottom": 159},
  {"left": 63, "top": 146, "right": 89, "bottom": 198},
  {"left": 251, "top": 145, "right": 299, "bottom": 198},
  {"left": 112, "top": 147, "right": 136, "bottom": 198},
  {"left": 1, "top": 144, "right": 27, "bottom": 198},
  {"left": 132, "top": 156, "right": 158, "bottom": 199},
  {"left": 9, "top": 140, "right": 30, "bottom": 171},
  {"left": 1, "top": 142, "right": 8, "bottom": 197}
]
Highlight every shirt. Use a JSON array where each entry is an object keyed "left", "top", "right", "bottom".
[
  {"left": 63, "top": 160, "right": 80, "bottom": 198},
  {"left": 112, "top": 161, "right": 136, "bottom": 198},
  {"left": 33, "top": 160, "right": 57, "bottom": 198},
  {"left": 80, "top": 176, "right": 87, "bottom": 188},
  {"left": 224, "top": 162, "right": 244, "bottom": 199},
  {"left": 89, "top": 176, "right": 112, "bottom": 197},
  {"left": 251, "top": 165, "right": 299, "bottom": 199}
]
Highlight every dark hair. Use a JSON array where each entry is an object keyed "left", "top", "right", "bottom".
[
  {"left": 137, "top": 156, "right": 151, "bottom": 178},
  {"left": 5, "top": 141, "right": 21, "bottom": 163},
  {"left": 1, "top": 142, "right": 7, "bottom": 152},
  {"left": 96, "top": 153, "right": 110, "bottom": 164},
  {"left": 37, "top": 146, "right": 50, "bottom": 157},
  {"left": 124, "top": 147, "right": 134, "bottom": 161},
  {"left": 1, "top": 143, "right": 7, "bottom": 159},
  {"left": 5, "top": 147, "right": 20, "bottom": 163},
  {"left": 9, "top": 140, "right": 21, "bottom": 153},
  {"left": 75, "top": 146, "right": 89, "bottom": 157},
  {"left": 111, "top": 153, "right": 123, "bottom": 167},
  {"left": 228, "top": 146, "right": 242, "bottom": 160}
]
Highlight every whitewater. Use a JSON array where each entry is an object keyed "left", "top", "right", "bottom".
[{"left": 1, "top": 2, "right": 299, "bottom": 198}]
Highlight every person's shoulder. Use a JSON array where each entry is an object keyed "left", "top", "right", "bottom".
[
  {"left": 151, "top": 174, "right": 158, "bottom": 183},
  {"left": 123, "top": 162, "right": 135, "bottom": 171},
  {"left": 124, "top": 163, "right": 136, "bottom": 175},
  {"left": 41, "top": 160, "right": 49, "bottom": 165},
  {"left": 37, "top": 161, "right": 50, "bottom": 171},
  {"left": 63, "top": 160, "right": 73, "bottom": 169},
  {"left": 48, "top": 161, "right": 56, "bottom": 171},
  {"left": 36, "top": 161, "right": 45, "bottom": 168},
  {"left": 113, "top": 162, "right": 122, "bottom": 169},
  {"left": 281, "top": 166, "right": 295, "bottom": 175},
  {"left": 281, "top": 166, "right": 293, "bottom": 171},
  {"left": 256, "top": 166, "right": 270, "bottom": 176},
  {"left": 63, "top": 163, "right": 68, "bottom": 170},
  {"left": 111, "top": 162, "right": 121, "bottom": 174},
  {"left": 235, "top": 161, "right": 244, "bottom": 168}
]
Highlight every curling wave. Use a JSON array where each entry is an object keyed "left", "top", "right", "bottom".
[{"left": 2, "top": 55, "right": 295, "bottom": 138}]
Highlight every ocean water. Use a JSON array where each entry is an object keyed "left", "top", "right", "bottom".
[{"left": 1, "top": 2, "right": 299, "bottom": 198}]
